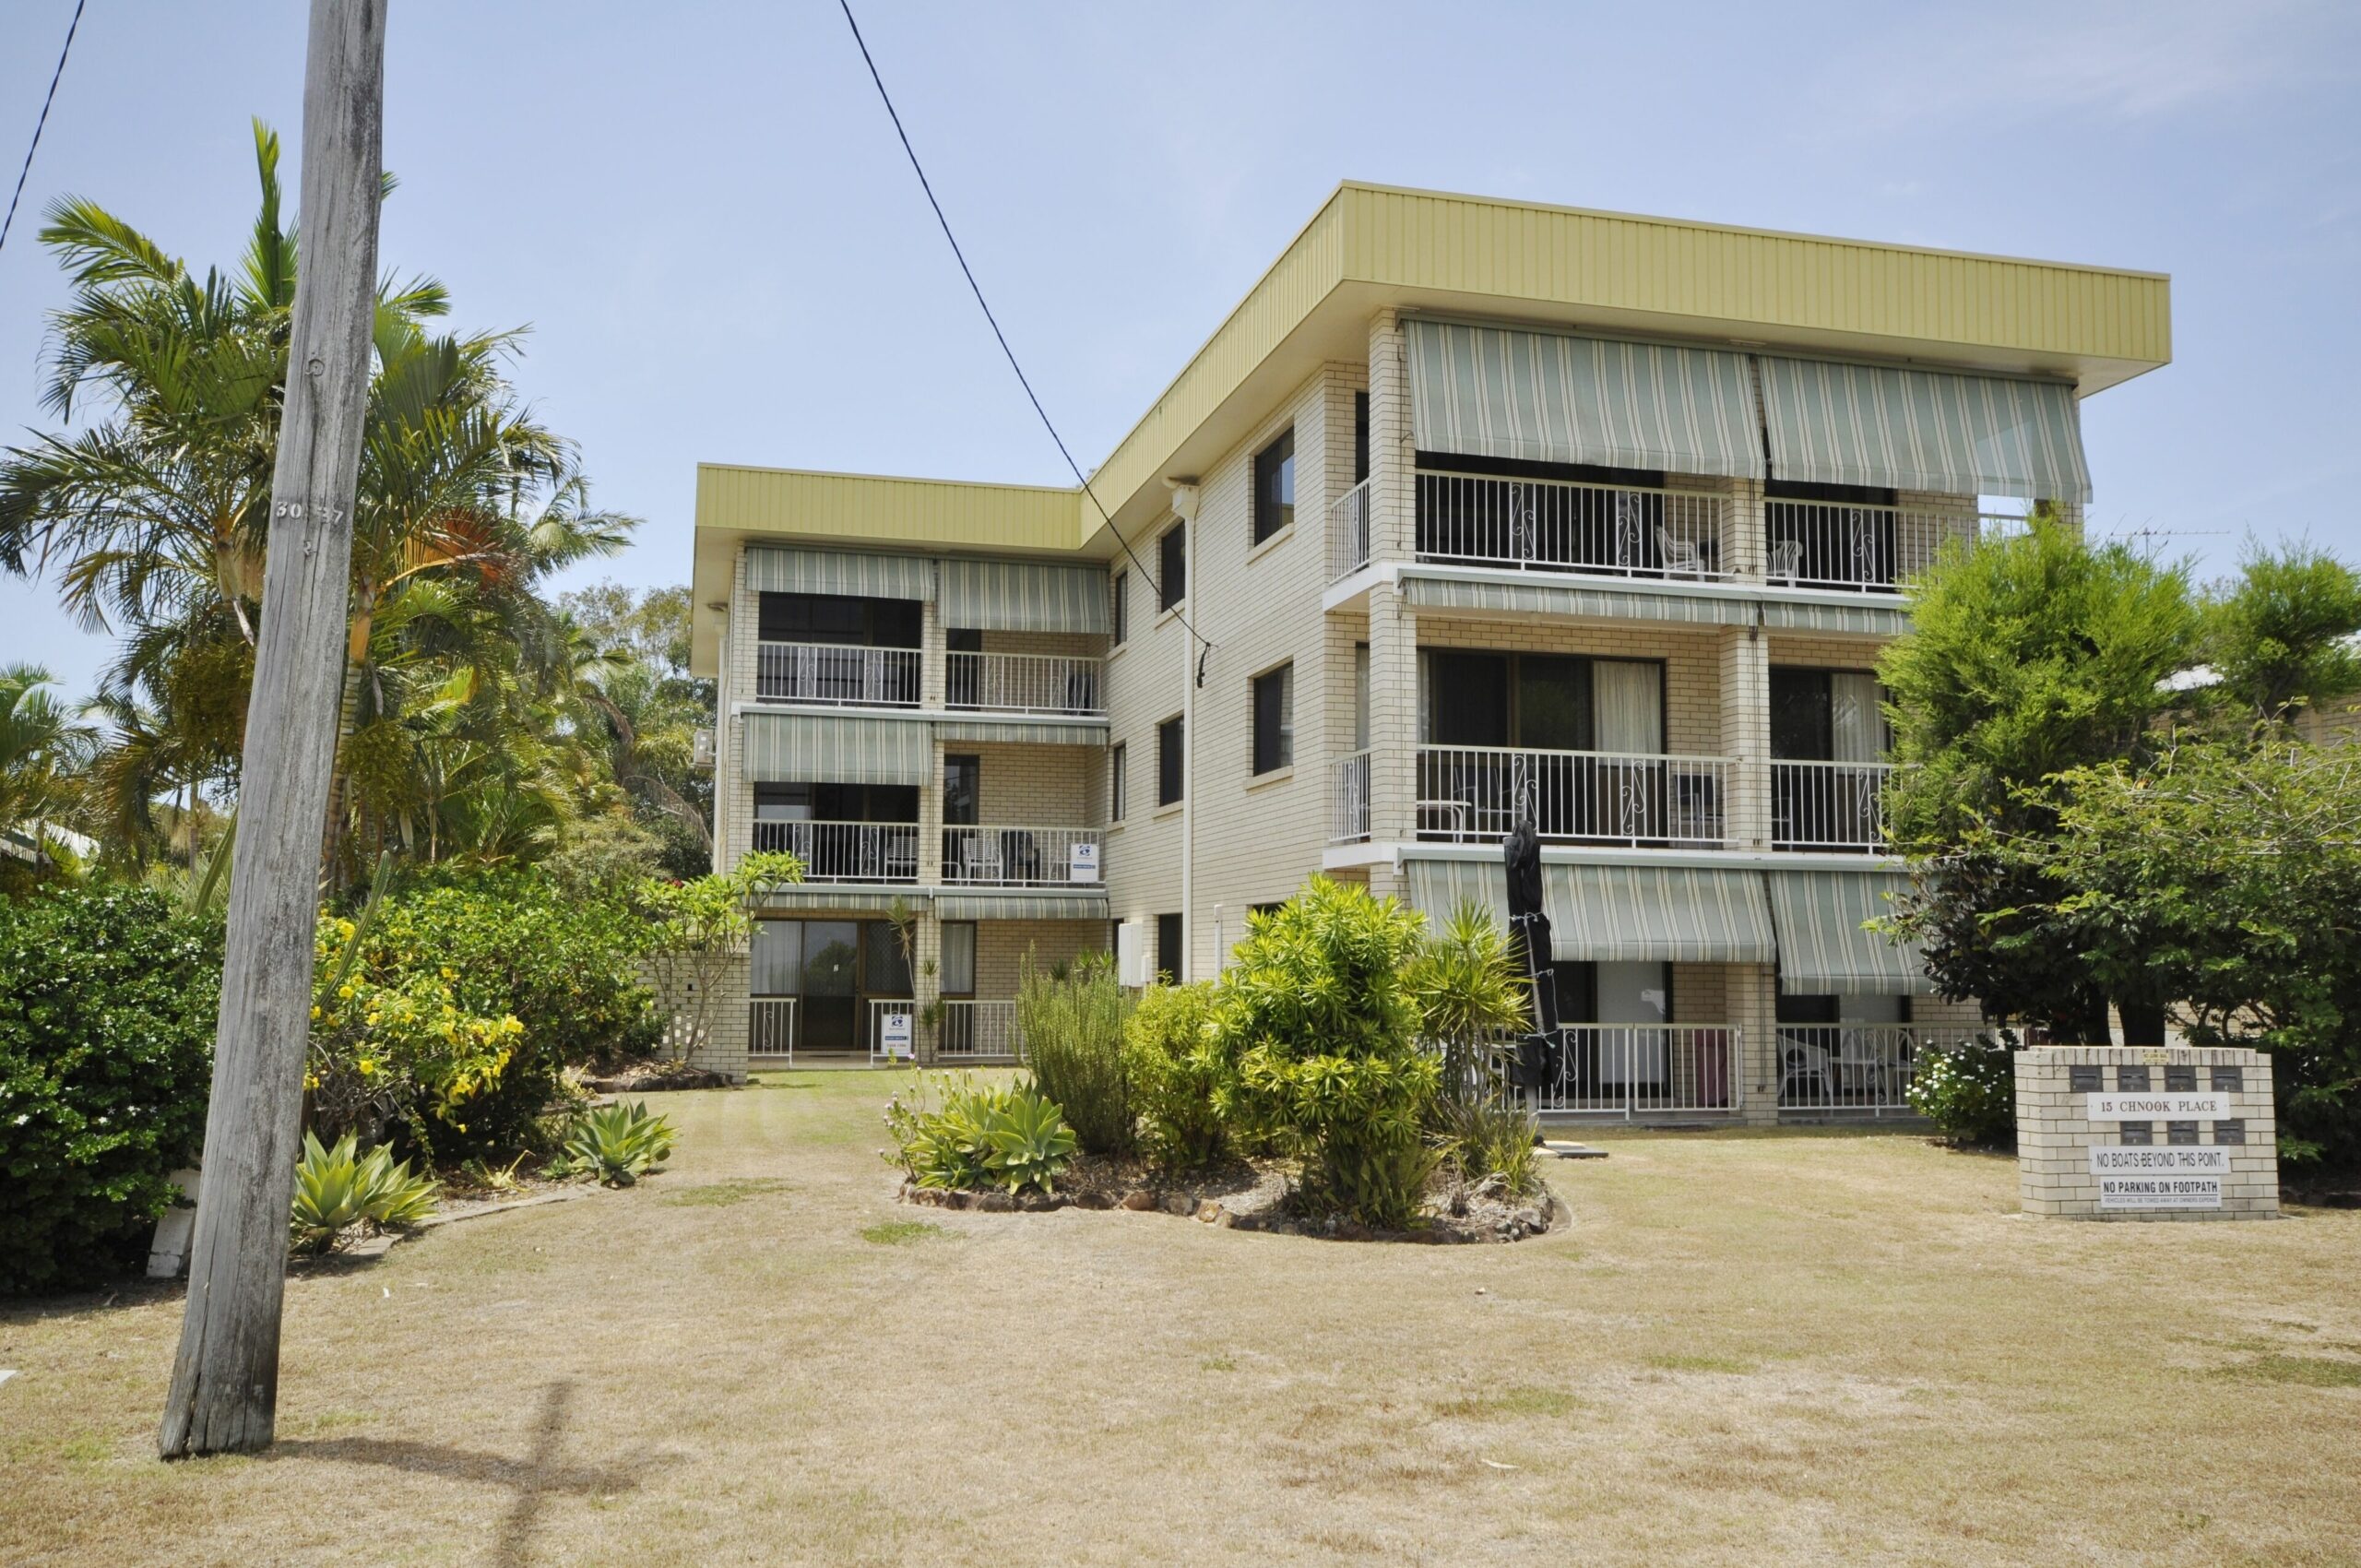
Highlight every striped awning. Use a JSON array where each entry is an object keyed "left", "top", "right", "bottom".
[
  {"left": 1406, "top": 320, "right": 1764, "bottom": 479},
  {"left": 756, "top": 888, "right": 929, "bottom": 914},
  {"left": 1766, "top": 871, "right": 1935, "bottom": 995},
  {"left": 745, "top": 547, "right": 934, "bottom": 601},
  {"left": 1402, "top": 573, "right": 1752, "bottom": 626},
  {"left": 941, "top": 559, "right": 1110, "bottom": 635},
  {"left": 1759, "top": 357, "right": 2091, "bottom": 504},
  {"left": 741, "top": 712, "right": 932, "bottom": 786},
  {"left": 1757, "top": 599, "right": 1912, "bottom": 636},
  {"left": 932, "top": 719, "right": 1108, "bottom": 746},
  {"left": 1406, "top": 859, "right": 1776, "bottom": 964},
  {"left": 934, "top": 893, "right": 1109, "bottom": 921}
]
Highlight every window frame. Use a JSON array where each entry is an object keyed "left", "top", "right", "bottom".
[
  {"left": 1109, "top": 741, "right": 1128, "bottom": 822},
  {"left": 1251, "top": 661, "right": 1294, "bottom": 776},
  {"left": 1158, "top": 522, "right": 1187, "bottom": 611},
  {"left": 1157, "top": 714, "right": 1184, "bottom": 807},
  {"left": 1252, "top": 427, "right": 1297, "bottom": 545},
  {"left": 1110, "top": 571, "right": 1128, "bottom": 646},
  {"left": 1156, "top": 911, "right": 1183, "bottom": 985}
]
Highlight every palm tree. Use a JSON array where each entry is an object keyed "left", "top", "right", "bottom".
[{"left": 0, "top": 664, "right": 97, "bottom": 864}]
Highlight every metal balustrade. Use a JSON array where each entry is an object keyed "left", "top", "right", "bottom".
[
  {"left": 755, "top": 641, "right": 921, "bottom": 707},
  {"left": 1417, "top": 471, "right": 1728, "bottom": 578},
  {"left": 944, "top": 649, "right": 1104, "bottom": 716},
  {"left": 1331, "top": 748, "right": 1371, "bottom": 842},
  {"left": 1328, "top": 477, "right": 1373, "bottom": 580},
  {"left": 935, "top": 999, "right": 1022, "bottom": 1062},
  {"left": 868, "top": 998, "right": 919, "bottom": 1065},
  {"left": 1762, "top": 500, "right": 1978, "bottom": 589},
  {"left": 1771, "top": 760, "right": 1892, "bottom": 850},
  {"left": 1777, "top": 1025, "right": 1978, "bottom": 1115},
  {"left": 1524, "top": 1026, "right": 1744, "bottom": 1118},
  {"left": 1416, "top": 746, "right": 1732, "bottom": 846},
  {"left": 748, "top": 998, "right": 798, "bottom": 1063},
  {"left": 942, "top": 826, "right": 1103, "bottom": 885},
  {"left": 751, "top": 820, "right": 920, "bottom": 883}
]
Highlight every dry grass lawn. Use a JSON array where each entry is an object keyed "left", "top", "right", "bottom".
[{"left": 4, "top": 1070, "right": 2359, "bottom": 1566}]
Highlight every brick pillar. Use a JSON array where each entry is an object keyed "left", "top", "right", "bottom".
[
  {"left": 1731, "top": 961, "right": 1780, "bottom": 1123},
  {"left": 1718, "top": 624, "right": 1770, "bottom": 850},
  {"left": 913, "top": 912, "right": 943, "bottom": 1065},
  {"left": 1367, "top": 308, "right": 1412, "bottom": 563},
  {"left": 1725, "top": 477, "right": 1766, "bottom": 580},
  {"left": 920, "top": 594, "right": 946, "bottom": 708},
  {"left": 918, "top": 736, "right": 944, "bottom": 885},
  {"left": 1367, "top": 579, "right": 1418, "bottom": 844}
]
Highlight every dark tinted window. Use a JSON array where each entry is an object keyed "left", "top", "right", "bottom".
[
  {"left": 1516, "top": 655, "right": 1592, "bottom": 751},
  {"left": 1427, "top": 652, "right": 1511, "bottom": 746},
  {"left": 1253, "top": 428, "right": 1296, "bottom": 544},
  {"left": 1159, "top": 524, "right": 1186, "bottom": 610},
  {"left": 1157, "top": 716, "right": 1184, "bottom": 806},
  {"left": 1109, "top": 742, "right": 1127, "bottom": 820},
  {"left": 756, "top": 591, "right": 921, "bottom": 647},
  {"left": 1110, "top": 572, "right": 1128, "bottom": 644},
  {"left": 942, "top": 754, "right": 979, "bottom": 826},
  {"left": 1157, "top": 912, "right": 1183, "bottom": 984},
  {"left": 1252, "top": 664, "right": 1294, "bottom": 774},
  {"left": 1354, "top": 391, "right": 1369, "bottom": 486},
  {"left": 1769, "top": 669, "right": 1833, "bottom": 761}
]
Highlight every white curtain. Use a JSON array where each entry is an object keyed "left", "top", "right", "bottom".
[
  {"left": 940, "top": 921, "right": 976, "bottom": 996},
  {"left": 1830, "top": 672, "right": 1883, "bottom": 762},
  {"left": 1592, "top": 660, "right": 1662, "bottom": 754},
  {"left": 750, "top": 921, "right": 803, "bottom": 997}
]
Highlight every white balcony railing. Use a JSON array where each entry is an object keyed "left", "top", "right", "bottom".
[
  {"left": 1417, "top": 746, "right": 1732, "bottom": 847},
  {"left": 868, "top": 998, "right": 918, "bottom": 1065},
  {"left": 1525, "top": 1026, "right": 1744, "bottom": 1118},
  {"left": 756, "top": 641, "right": 921, "bottom": 707},
  {"left": 1328, "top": 478, "right": 1373, "bottom": 581},
  {"left": 945, "top": 650, "right": 1104, "bottom": 716},
  {"left": 936, "top": 999, "right": 1022, "bottom": 1062},
  {"left": 1771, "top": 760, "right": 1892, "bottom": 850},
  {"left": 1417, "top": 471, "right": 1728, "bottom": 579},
  {"left": 942, "top": 826, "right": 1103, "bottom": 885},
  {"left": 1778, "top": 1026, "right": 1980, "bottom": 1115},
  {"left": 1763, "top": 501, "right": 1981, "bottom": 590},
  {"left": 1331, "top": 748, "right": 1371, "bottom": 842},
  {"left": 748, "top": 998, "right": 797, "bottom": 1062},
  {"left": 752, "top": 820, "right": 920, "bottom": 883}
]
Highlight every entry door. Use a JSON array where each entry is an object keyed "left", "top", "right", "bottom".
[
  {"left": 800, "top": 921, "right": 859, "bottom": 1051},
  {"left": 1596, "top": 960, "right": 1669, "bottom": 1086}
]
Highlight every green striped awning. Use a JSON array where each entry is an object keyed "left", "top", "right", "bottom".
[
  {"left": 1757, "top": 599, "right": 1912, "bottom": 636},
  {"left": 1406, "top": 320, "right": 1763, "bottom": 479},
  {"left": 745, "top": 547, "right": 935, "bottom": 601},
  {"left": 934, "top": 893, "right": 1110, "bottom": 921},
  {"left": 755, "top": 888, "right": 928, "bottom": 914},
  {"left": 1766, "top": 871, "right": 1935, "bottom": 995},
  {"left": 741, "top": 712, "right": 932, "bottom": 786},
  {"left": 1401, "top": 573, "right": 1752, "bottom": 625},
  {"left": 932, "top": 718, "right": 1107, "bottom": 746},
  {"left": 1406, "top": 859, "right": 1776, "bottom": 964},
  {"left": 1759, "top": 357, "right": 2090, "bottom": 504},
  {"left": 941, "top": 559, "right": 1110, "bottom": 634}
]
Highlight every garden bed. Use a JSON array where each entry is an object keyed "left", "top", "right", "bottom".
[{"left": 898, "top": 1157, "right": 1561, "bottom": 1243}]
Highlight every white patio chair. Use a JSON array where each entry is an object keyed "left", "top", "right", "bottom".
[
  {"left": 957, "top": 831, "right": 1004, "bottom": 885},
  {"left": 1767, "top": 539, "right": 1804, "bottom": 583},
  {"left": 1657, "top": 528, "right": 1707, "bottom": 580}
]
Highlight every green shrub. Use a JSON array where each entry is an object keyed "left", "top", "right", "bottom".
[
  {"left": 0, "top": 884, "right": 219, "bottom": 1294},
  {"left": 1907, "top": 1034, "right": 2018, "bottom": 1146},
  {"left": 1123, "top": 982, "right": 1226, "bottom": 1170},
  {"left": 1406, "top": 901, "right": 1528, "bottom": 1108},
  {"left": 1208, "top": 877, "right": 1442, "bottom": 1229},
  {"left": 1016, "top": 952, "right": 1132, "bottom": 1157},
  {"left": 1432, "top": 1092, "right": 1543, "bottom": 1197},
  {"left": 562, "top": 1100, "right": 676, "bottom": 1185},
  {"left": 289, "top": 1131, "right": 440, "bottom": 1253},
  {"left": 884, "top": 1073, "right": 1076, "bottom": 1195}
]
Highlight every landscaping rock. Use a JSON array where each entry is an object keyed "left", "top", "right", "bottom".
[
  {"left": 1074, "top": 1191, "right": 1114, "bottom": 1210},
  {"left": 1195, "top": 1199, "right": 1223, "bottom": 1222},
  {"left": 1121, "top": 1191, "right": 1157, "bottom": 1212},
  {"left": 1163, "top": 1193, "right": 1194, "bottom": 1217},
  {"left": 976, "top": 1191, "right": 1015, "bottom": 1213}
]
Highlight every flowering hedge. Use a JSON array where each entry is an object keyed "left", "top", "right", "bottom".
[{"left": 1906, "top": 1034, "right": 2018, "bottom": 1147}]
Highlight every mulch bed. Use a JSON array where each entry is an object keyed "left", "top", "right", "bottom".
[{"left": 899, "top": 1154, "right": 1560, "bottom": 1243}]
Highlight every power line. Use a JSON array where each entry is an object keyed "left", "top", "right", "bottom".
[
  {"left": 835, "top": 0, "right": 1212, "bottom": 667},
  {"left": 0, "top": 0, "right": 88, "bottom": 257}
]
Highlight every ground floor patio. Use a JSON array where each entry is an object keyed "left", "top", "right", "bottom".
[{"left": 5, "top": 1073, "right": 2356, "bottom": 1566}]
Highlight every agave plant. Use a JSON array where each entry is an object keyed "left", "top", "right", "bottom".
[
  {"left": 979, "top": 1087, "right": 1078, "bottom": 1195},
  {"left": 564, "top": 1100, "right": 676, "bottom": 1185},
  {"left": 289, "top": 1131, "right": 440, "bottom": 1253}
]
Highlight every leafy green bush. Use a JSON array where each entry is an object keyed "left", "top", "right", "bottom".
[
  {"left": 289, "top": 1131, "right": 440, "bottom": 1253},
  {"left": 1208, "top": 877, "right": 1442, "bottom": 1228},
  {"left": 0, "top": 884, "right": 219, "bottom": 1294},
  {"left": 883, "top": 1073, "right": 1076, "bottom": 1195},
  {"left": 562, "top": 1100, "right": 676, "bottom": 1185},
  {"left": 1016, "top": 952, "right": 1132, "bottom": 1157},
  {"left": 1432, "top": 1092, "right": 1543, "bottom": 1196},
  {"left": 1406, "top": 902, "right": 1528, "bottom": 1107},
  {"left": 1907, "top": 1034, "right": 2018, "bottom": 1146},
  {"left": 1123, "top": 982, "right": 1226, "bottom": 1170}
]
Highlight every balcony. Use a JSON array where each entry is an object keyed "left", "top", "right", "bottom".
[
  {"left": 1763, "top": 500, "right": 1998, "bottom": 590},
  {"left": 1417, "top": 746, "right": 1732, "bottom": 848},
  {"left": 756, "top": 641, "right": 920, "bottom": 707},
  {"left": 1327, "top": 478, "right": 1372, "bottom": 581},
  {"left": 752, "top": 820, "right": 919, "bottom": 883},
  {"left": 946, "top": 650, "right": 1104, "bottom": 717},
  {"left": 942, "top": 825, "right": 1103, "bottom": 886},
  {"left": 1772, "top": 761, "right": 1892, "bottom": 850},
  {"left": 1331, "top": 748, "right": 1371, "bottom": 843},
  {"left": 1525, "top": 1025, "right": 1742, "bottom": 1117},
  {"left": 1777, "top": 1025, "right": 1978, "bottom": 1115},
  {"left": 1417, "top": 470, "right": 1728, "bottom": 580}
]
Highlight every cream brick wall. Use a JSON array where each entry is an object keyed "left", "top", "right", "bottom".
[
  {"left": 967, "top": 918, "right": 1108, "bottom": 1001},
  {"left": 2014, "top": 1047, "right": 2279, "bottom": 1220}
]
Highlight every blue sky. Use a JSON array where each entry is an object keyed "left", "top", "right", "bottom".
[{"left": 2, "top": 0, "right": 2356, "bottom": 699}]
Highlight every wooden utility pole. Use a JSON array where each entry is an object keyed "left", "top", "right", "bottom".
[{"left": 159, "top": 0, "right": 386, "bottom": 1459}]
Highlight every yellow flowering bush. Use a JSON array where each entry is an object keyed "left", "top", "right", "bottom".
[{"left": 308, "top": 920, "right": 522, "bottom": 1156}]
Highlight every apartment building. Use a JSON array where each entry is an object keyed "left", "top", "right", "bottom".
[{"left": 685, "top": 182, "right": 2170, "bottom": 1123}]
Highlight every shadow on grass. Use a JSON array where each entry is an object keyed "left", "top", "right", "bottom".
[{"left": 271, "top": 1380, "right": 658, "bottom": 1566}]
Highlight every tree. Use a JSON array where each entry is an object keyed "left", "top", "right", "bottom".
[
  {"left": 561, "top": 583, "right": 715, "bottom": 878},
  {"left": 2201, "top": 539, "right": 2361, "bottom": 727},
  {"left": 1878, "top": 519, "right": 2201, "bottom": 1039},
  {"left": 639, "top": 851, "right": 803, "bottom": 1061},
  {"left": 0, "top": 664, "right": 95, "bottom": 865}
]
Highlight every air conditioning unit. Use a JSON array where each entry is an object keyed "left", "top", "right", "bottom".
[{"left": 1116, "top": 919, "right": 1150, "bottom": 988}]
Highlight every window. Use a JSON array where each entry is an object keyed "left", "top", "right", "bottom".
[
  {"left": 1769, "top": 669, "right": 1887, "bottom": 761},
  {"left": 1252, "top": 662, "right": 1294, "bottom": 775},
  {"left": 1109, "top": 742, "right": 1128, "bottom": 821},
  {"left": 1110, "top": 571, "right": 1128, "bottom": 645},
  {"left": 943, "top": 754, "right": 979, "bottom": 826},
  {"left": 939, "top": 921, "right": 976, "bottom": 997},
  {"left": 756, "top": 591, "right": 921, "bottom": 647},
  {"left": 1157, "top": 716, "right": 1184, "bottom": 806},
  {"left": 1156, "top": 912, "right": 1183, "bottom": 984},
  {"left": 1418, "top": 650, "right": 1662, "bottom": 752},
  {"left": 1353, "top": 643, "right": 1370, "bottom": 751},
  {"left": 1253, "top": 428, "right": 1296, "bottom": 544},
  {"left": 1159, "top": 522, "right": 1186, "bottom": 610},
  {"left": 1354, "top": 391, "right": 1369, "bottom": 486}
]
